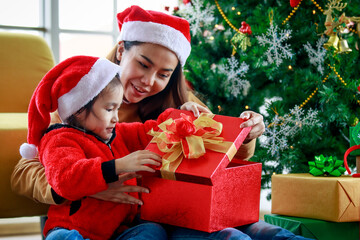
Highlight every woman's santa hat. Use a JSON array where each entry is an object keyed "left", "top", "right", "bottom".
[
  {"left": 117, "top": 5, "right": 191, "bottom": 66},
  {"left": 19, "top": 55, "right": 122, "bottom": 159}
]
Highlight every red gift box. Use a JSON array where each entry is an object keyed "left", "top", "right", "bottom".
[{"left": 140, "top": 110, "right": 262, "bottom": 232}]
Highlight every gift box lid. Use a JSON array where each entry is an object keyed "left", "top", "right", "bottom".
[{"left": 145, "top": 110, "right": 252, "bottom": 185}]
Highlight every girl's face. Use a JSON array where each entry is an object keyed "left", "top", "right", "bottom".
[
  {"left": 77, "top": 84, "right": 123, "bottom": 141},
  {"left": 116, "top": 42, "right": 179, "bottom": 103}
]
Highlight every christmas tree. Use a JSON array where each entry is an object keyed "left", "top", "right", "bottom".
[{"left": 174, "top": 0, "right": 360, "bottom": 191}]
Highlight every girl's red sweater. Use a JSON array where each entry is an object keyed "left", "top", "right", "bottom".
[{"left": 39, "top": 109, "right": 172, "bottom": 240}]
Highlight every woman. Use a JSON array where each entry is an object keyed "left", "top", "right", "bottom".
[
  {"left": 12, "top": 4, "right": 262, "bottom": 208},
  {"left": 11, "top": 5, "right": 309, "bottom": 240}
]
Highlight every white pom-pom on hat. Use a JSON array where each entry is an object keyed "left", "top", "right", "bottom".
[{"left": 19, "top": 143, "right": 38, "bottom": 159}]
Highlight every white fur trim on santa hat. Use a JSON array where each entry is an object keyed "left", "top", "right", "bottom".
[
  {"left": 19, "top": 143, "right": 38, "bottom": 159},
  {"left": 58, "top": 58, "right": 121, "bottom": 122},
  {"left": 119, "top": 21, "right": 191, "bottom": 66}
]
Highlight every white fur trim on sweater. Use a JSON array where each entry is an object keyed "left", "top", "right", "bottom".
[
  {"left": 58, "top": 58, "right": 121, "bottom": 121},
  {"left": 119, "top": 21, "right": 191, "bottom": 66}
]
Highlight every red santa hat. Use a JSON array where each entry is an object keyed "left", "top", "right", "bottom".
[
  {"left": 19, "top": 55, "right": 122, "bottom": 159},
  {"left": 117, "top": 5, "right": 191, "bottom": 66}
]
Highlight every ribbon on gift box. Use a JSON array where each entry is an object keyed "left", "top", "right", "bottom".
[
  {"left": 148, "top": 113, "right": 237, "bottom": 180},
  {"left": 308, "top": 155, "right": 346, "bottom": 177}
]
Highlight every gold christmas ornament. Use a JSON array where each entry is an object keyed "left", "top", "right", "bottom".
[
  {"left": 338, "top": 38, "right": 352, "bottom": 53},
  {"left": 323, "top": 33, "right": 339, "bottom": 50}
]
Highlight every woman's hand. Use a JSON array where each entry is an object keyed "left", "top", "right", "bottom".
[
  {"left": 90, "top": 172, "right": 147, "bottom": 205},
  {"left": 115, "top": 150, "right": 162, "bottom": 174},
  {"left": 239, "top": 111, "right": 265, "bottom": 143},
  {"left": 180, "top": 101, "right": 212, "bottom": 117}
]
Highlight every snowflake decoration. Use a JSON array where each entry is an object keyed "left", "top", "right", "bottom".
[
  {"left": 260, "top": 106, "right": 322, "bottom": 156},
  {"left": 288, "top": 106, "right": 322, "bottom": 129},
  {"left": 304, "top": 37, "right": 327, "bottom": 74},
  {"left": 256, "top": 24, "right": 293, "bottom": 67},
  {"left": 178, "top": 0, "right": 215, "bottom": 36},
  {"left": 259, "top": 96, "right": 283, "bottom": 117},
  {"left": 261, "top": 115, "right": 292, "bottom": 156},
  {"left": 218, "top": 56, "right": 250, "bottom": 98}
]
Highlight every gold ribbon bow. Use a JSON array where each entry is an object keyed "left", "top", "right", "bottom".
[{"left": 148, "top": 113, "right": 237, "bottom": 180}]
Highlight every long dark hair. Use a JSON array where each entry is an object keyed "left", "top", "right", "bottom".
[{"left": 121, "top": 41, "right": 189, "bottom": 122}]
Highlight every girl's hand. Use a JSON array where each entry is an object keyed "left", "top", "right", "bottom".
[
  {"left": 180, "top": 101, "right": 212, "bottom": 117},
  {"left": 115, "top": 150, "right": 162, "bottom": 174},
  {"left": 90, "top": 172, "right": 147, "bottom": 205},
  {"left": 239, "top": 111, "right": 265, "bottom": 143}
]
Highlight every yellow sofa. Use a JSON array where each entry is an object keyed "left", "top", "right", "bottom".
[{"left": 0, "top": 32, "right": 54, "bottom": 218}]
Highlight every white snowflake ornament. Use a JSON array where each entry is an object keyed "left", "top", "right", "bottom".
[
  {"left": 178, "top": 0, "right": 215, "bottom": 36},
  {"left": 303, "top": 37, "right": 327, "bottom": 75},
  {"left": 260, "top": 106, "right": 322, "bottom": 156},
  {"left": 218, "top": 56, "right": 250, "bottom": 98},
  {"left": 256, "top": 24, "right": 293, "bottom": 67}
]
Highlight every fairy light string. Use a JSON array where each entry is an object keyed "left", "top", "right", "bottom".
[
  {"left": 298, "top": 73, "right": 330, "bottom": 109},
  {"left": 309, "top": 0, "right": 324, "bottom": 12},
  {"left": 282, "top": 1, "right": 303, "bottom": 25},
  {"left": 349, "top": 26, "right": 359, "bottom": 35},
  {"left": 214, "top": 0, "right": 241, "bottom": 33},
  {"left": 269, "top": 63, "right": 360, "bottom": 129},
  {"left": 282, "top": 0, "right": 324, "bottom": 25},
  {"left": 292, "top": 64, "right": 352, "bottom": 113}
]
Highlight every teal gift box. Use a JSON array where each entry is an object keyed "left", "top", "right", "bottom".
[{"left": 264, "top": 214, "right": 359, "bottom": 240}]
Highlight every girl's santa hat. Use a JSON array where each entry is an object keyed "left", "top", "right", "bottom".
[
  {"left": 19, "top": 55, "right": 122, "bottom": 159},
  {"left": 117, "top": 5, "right": 191, "bottom": 67}
]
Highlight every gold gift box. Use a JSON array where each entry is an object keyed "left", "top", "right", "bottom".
[{"left": 271, "top": 173, "right": 360, "bottom": 222}]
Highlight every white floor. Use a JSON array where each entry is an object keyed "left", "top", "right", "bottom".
[{"left": 0, "top": 234, "right": 42, "bottom": 240}]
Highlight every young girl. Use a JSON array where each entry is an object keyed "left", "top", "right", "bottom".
[{"left": 19, "top": 55, "right": 203, "bottom": 240}]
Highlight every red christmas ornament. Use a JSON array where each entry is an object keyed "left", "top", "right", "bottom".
[
  {"left": 183, "top": 0, "right": 192, "bottom": 5},
  {"left": 239, "top": 21, "right": 252, "bottom": 35},
  {"left": 290, "top": 0, "right": 301, "bottom": 8},
  {"left": 357, "top": 84, "right": 360, "bottom": 92},
  {"left": 174, "top": 6, "right": 179, "bottom": 12},
  {"left": 164, "top": 6, "right": 170, "bottom": 11}
]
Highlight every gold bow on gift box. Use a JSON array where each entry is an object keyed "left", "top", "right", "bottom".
[{"left": 148, "top": 113, "right": 237, "bottom": 180}]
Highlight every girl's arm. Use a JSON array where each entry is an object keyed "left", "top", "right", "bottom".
[
  {"left": 40, "top": 134, "right": 109, "bottom": 201},
  {"left": 115, "top": 108, "right": 174, "bottom": 152}
]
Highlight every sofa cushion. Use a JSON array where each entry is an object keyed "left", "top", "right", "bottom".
[{"left": 0, "top": 32, "right": 54, "bottom": 112}]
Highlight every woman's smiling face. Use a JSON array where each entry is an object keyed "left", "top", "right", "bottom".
[{"left": 116, "top": 42, "right": 179, "bottom": 103}]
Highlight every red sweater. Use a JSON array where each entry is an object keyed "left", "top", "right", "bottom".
[{"left": 39, "top": 109, "right": 172, "bottom": 240}]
